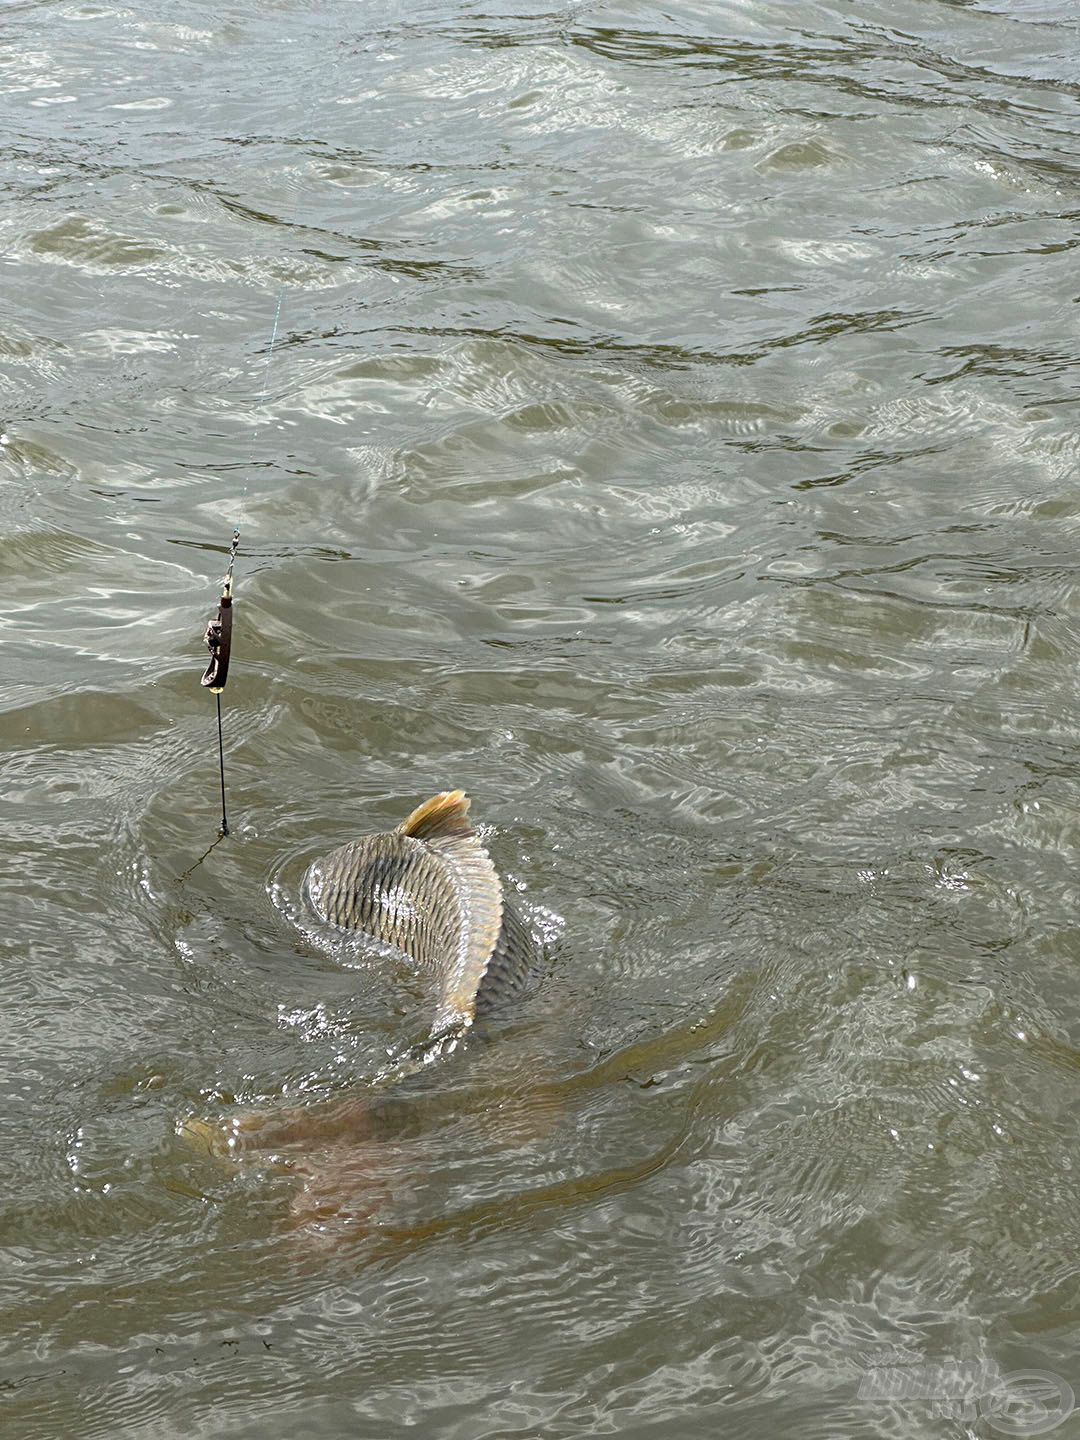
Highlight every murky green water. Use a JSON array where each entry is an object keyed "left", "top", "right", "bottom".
[{"left": 4, "top": 1, "right": 1080, "bottom": 1435}]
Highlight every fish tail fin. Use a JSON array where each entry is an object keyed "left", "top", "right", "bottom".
[{"left": 398, "top": 790, "right": 473, "bottom": 841}]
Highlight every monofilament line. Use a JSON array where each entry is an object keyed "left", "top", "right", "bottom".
[
  {"left": 207, "top": 279, "right": 284, "bottom": 843},
  {"left": 233, "top": 287, "right": 286, "bottom": 543},
  {"left": 230, "top": 25, "right": 325, "bottom": 543},
  {"left": 216, "top": 692, "right": 229, "bottom": 836}
]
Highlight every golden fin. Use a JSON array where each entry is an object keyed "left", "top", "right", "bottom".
[
  {"left": 432, "top": 833, "right": 503, "bottom": 1034},
  {"left": 397, "top": 791, "right": 502, "bottom": 1036},
  {"left": 398, "top": 790, "right": 473, "bottom": 841}
]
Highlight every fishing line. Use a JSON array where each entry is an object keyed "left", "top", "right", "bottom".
[
  {"left": 198, "top": 221, "right": 289, "bottom": 834},
  {"left": 197, "top": 26, "right": 331, "bottom": 841}
]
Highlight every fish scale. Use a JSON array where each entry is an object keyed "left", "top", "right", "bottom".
[{"left": 305, "top": 790, "right": 540, "bottom": 1036}]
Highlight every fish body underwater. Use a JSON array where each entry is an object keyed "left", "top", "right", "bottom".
[
  {"left": 304, "top": 789, "right": 540, "bottom": 1038},
  {"left": 180, "top": 791, "right": 543, "bottom": 1231}
]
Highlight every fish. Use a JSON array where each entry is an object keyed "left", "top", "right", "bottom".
[
  {"left": 178, "top": 790, "right": 542, "bottom": 1226},
  {"left": 304, "top": 789, "right": 539, "bottom": 1040}
]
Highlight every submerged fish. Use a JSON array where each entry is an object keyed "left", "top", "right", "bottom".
[
  {"left": 179, "top": 790, "right": 541, "bottom": 1211},
  {"left": 304, "top": 789, "right": 539, "bottom": 1040}
]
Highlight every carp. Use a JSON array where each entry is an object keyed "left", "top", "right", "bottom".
[{"left": 180, "top": 791, "right": 543, "bottom": 1221}]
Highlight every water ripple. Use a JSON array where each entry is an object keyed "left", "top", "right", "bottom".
[{"left": 4, "top": 0, "right": 1080, "bottom": 1436}]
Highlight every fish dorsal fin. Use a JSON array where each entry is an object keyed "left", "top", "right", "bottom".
[
  {"left": 398, "top": 789, "right": 473, "bottom": 841},
  {"left": 399, "top": 791, "right": 503, "bottom": 1036}
]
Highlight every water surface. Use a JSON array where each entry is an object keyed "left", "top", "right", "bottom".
[{"left": 3, "top": 1, "right": 1080, "bottom": 1436}]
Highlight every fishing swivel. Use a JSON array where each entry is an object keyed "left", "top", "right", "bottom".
[{"left": 201, "top": 528, "right": 239, "bottom": 694}]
